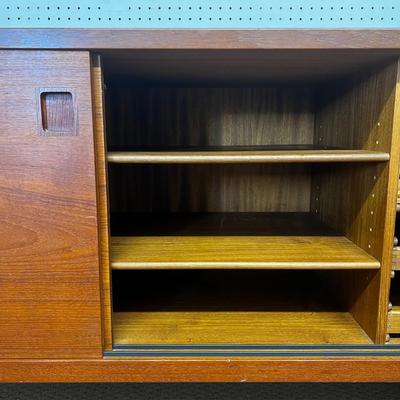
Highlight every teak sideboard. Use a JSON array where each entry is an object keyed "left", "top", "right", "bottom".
[{"left": 2, "top": 29, "right": 400, "bottom": 382}]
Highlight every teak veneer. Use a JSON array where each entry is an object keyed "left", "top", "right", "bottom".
[
  {"left": 110, "top": 235, "right": 379, "bottom": 270},
  {"left": 113, "top": 311, "right": 372, "bottom": 345}
]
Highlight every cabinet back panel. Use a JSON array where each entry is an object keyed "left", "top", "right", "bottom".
[
  {"left": 106, "top": 87, "right": 315, "bottom": 148},
  {"left": 109, "top": 164, "right": 311, "bottom": 213}
]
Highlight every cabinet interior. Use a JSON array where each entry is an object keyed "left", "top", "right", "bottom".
[{"left": 98, "top": 51, "right": 400, "bottom": 347}]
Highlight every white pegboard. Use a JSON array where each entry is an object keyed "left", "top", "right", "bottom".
[{"left": 0, "top": 0, "right": 400, "bottom": 28}]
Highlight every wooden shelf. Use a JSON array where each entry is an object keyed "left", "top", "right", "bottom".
[
  {"left": 113, "top": 310, "right": 371, "bottom": 345},
  {"left": 388, "top": 306, "right": 400, "bottom": 334},
  {"left": 393, "top": 247, "right": 400, "bottom": 271},
  {"left": 111, "top": 236, "right": 379, "bottom": 269},
  {"left": 107, "top": 146, "right": 389, "bottom": 164},
  {"left": 112, "top": 269, "right": 372, "bottom": 345},
  {"left": 110, "top": 213, "right": 380, "bottom": 270}
]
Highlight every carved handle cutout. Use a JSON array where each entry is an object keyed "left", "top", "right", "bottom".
[{"left": 37, "top": 88, "right": 78, "bottom": 136}]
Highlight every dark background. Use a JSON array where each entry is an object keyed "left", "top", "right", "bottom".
[{"left": 1, "top": 384, "right": 400, "bottom": 400}]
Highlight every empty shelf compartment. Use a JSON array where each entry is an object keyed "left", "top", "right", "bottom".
[
  {"left": 112, "top": 270, "right": 373, "bottom": 345},
  {"left": 110, "top": 213, "right": 380, "bottom": 270}
]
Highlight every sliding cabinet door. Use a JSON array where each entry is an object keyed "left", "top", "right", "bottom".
[{"left": 0, "top": 51, "right": 102, "bottom": 358}]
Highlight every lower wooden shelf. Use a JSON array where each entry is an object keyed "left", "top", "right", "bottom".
[
  {"left": 113, "top": 310, "right": 371, "bottom": 345},
  {"left": 110, "top": 213, "right": 379, "bottom": 270},
  {"left": 111, "top": 269, "right": 372, "bottom": 345},
  {"left": 388, "top": 306, "right": 400, "bottom": 334},
  {"left": 389, "top": 274, "right": 400, "bottom": 334},
  {"left": 393, "top": 247, "right": 400, "bottom": 271}
]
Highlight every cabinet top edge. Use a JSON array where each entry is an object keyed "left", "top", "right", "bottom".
[{"left": 2, "top": 29, "right": 400, "bottom": 51}]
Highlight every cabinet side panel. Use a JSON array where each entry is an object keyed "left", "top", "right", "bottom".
[
  {"left": 313, "top": 60, "right": 400, "bottom": 342},
  {"left": 0, "top": 50, "right": 102, "bottom": 358}
]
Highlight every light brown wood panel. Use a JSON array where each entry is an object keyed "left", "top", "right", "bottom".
[
  {"left": 387, "top": 306, "right": 400, "bottom": 333},
  {"left": 3, "top": 29, "right": 400, "bottom": 51},
  {"left": 313, "top": 59, "right": 400, "bottom": 343},
  {"left": 397, "top": 176, "right": 400, "bottom": 206},
  {"left": 108, "top": 164, "right": 311, "bottom": 213},
  {"left": 91, "top": 54, "right": 113, "bottom": 351},
  {"left": 0, "top": 51, "right": 102, "bottom": 358},
  {"left": 315, "top": 62, "right": 400, "bottom": 152},
  {"left": 107, "top": 149, "right": 390, "bottom": 164},
  {"left": 3, "top": 357, "right": 400, "bottom": 383},
  {"left": 113, "top": 311, "right": 371, "bottom": 345},
  {"left": 312, "top": 163, "right": 387, "bottom": 261},
  {"left": 105, "top": 87, "right": 315, "bottom": 148},
  {"left": 110, "top": 235, "right": 379, "bottom": 270},
  {"left": 393, "top": 247, "right": 400, "bottom": 270}
]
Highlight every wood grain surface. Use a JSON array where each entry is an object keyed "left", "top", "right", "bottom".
[
  {"left": 0, "top": 51, "right": 102, "bottom": 358},
  {"left": 105, "top": 85, "right": 316, "bottom": 216},
  {"left": 108, "top": 164, "right": 311, "bottom": 213},
  {"left": 109, "top": 268, "right": 373, "bottom": 344},
  {"left": 387, "top": 306, "right": 400, "bottom": 333},
  {"left": 312, "top": 59, "right": 400, "bottom": 343},
  {"left": 105, "top": 87, "right": 315, "bottom": 148},
  {"left": 113, "top": 311, "right": 372, "bottom": 345},
  {"left": 393, "top": 247, "right": 400, "bottom": 270},
  {"left": 110, "top": 235, "right": 379, "bottom": 270},
  {"left": 2, "top": 29, "right": 400, "bottom": 50},
  {"left": 91, "top": 54, "right": 113, "bottom": 351},
  {"left": 2, "top": 358, "right": 400, "bottom": 383}
]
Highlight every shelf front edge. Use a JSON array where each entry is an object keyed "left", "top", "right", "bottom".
[
  {"left": 107, "top": 151, "right": 390, "bottom": 164},
  {"left": 110, "top": 261, "right": 380, "bottom": 269}
]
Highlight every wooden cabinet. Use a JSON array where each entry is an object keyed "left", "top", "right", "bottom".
[{"left": 2, "top": 30, "right": 400, "bottom": 382}]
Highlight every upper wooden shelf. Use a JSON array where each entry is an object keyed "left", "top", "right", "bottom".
[
  {"left": 107, "top": 147, "right": 389, "bottom": 164},
  {"left": 111, "top": 235, "right": 379, "bottom": 270},
  {"left": 110, "top": 213, "right": 380, "bottom": 270}
]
